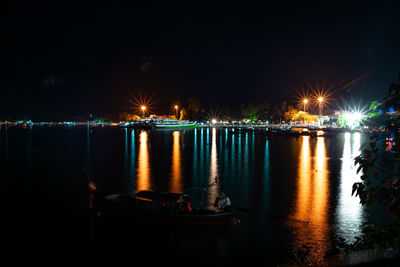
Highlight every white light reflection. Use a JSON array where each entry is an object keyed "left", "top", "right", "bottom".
[
  {"left": 208, "top": 128, "right": 219, "bottom": 206},
  {"left": 336, "top": 132, "right": 365, "bottom": 243}
]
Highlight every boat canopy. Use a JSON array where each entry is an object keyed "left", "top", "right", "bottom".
[{"left": 135, "top": 190, "right": 189, "bottom": 203}]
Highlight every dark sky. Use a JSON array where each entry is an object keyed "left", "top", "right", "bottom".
[{"left": 3, "top": 1, "right": 400, "bottom": 118}]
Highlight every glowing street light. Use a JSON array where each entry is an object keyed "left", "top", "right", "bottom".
[
  {"left": 141, "top": 106, "right": 146, "bottom": 118},
  {"left": 318, "top": 97, "right": 324, "bottom": 116},
  {"left": 174, "top": 105, "right": 179, "bottom": 120}
]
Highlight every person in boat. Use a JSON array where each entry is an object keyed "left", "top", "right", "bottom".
[
  {"left": 215, "top": 193, "right": 231, "bottom": 211},
  {"left": 186, "top": 200, "right": 192, "bottom": 213},
  {"left": 177, "top": 196, "right": 193, "bottom": 213}
]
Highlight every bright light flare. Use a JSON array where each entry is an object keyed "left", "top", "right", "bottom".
[
  {"left": 312, "top": 89, "right": 331, "bottom": 116},
  {"left": 312, "top": 88, "right": 332, "bottom": 108},
  {"left": 211, "top": 119, "right": 217, "bottom": 124},
  {"left": 341, "top": 110, "right": 365, "bottom": 129},
  {"left": 295, "top": 90, "right": 312, "bottom": 112},
  {"left": 132, "top": 94, "right": 153, "bottom": 116}
]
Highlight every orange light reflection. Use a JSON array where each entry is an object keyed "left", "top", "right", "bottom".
[
  {"left": 296, "top": 136, "right": 312, "bottom": 222},
  {"left": 170, "top": 131, "right": 183, "bottom": 193},
  {"left": 136, "top": 131, "right": 151, "bottom": 191},
  {"left": 290, "top": 136, "right": 330, "bottom": 265}
]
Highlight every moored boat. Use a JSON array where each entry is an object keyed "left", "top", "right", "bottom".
[
  {"left": 151, "top": 118, "right": 199, "bottom": 129},
  {"left": 96, "top": 191, "right": 233, "bottom": 226},
  {"left": 84, "top": 174, "right": 233, "bottom": 226}
]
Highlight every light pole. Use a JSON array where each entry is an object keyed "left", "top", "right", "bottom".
[
  {"left": 175, "top": 105, "right": 179, "bottom": 120},
  {"left": 318, "top": 97, "right": 323, "bottom": 116},
  {"left": 303, "top": 99, "right": 308, "bottom": 112},
  {"left": 141, "top": 106, "right": 146, "bottom": 119}
]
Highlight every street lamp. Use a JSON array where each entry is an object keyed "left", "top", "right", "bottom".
[
  {"left": 303, "top": 99, "right": 308, "bottom": 112},
  {"left": 318, "top": 97, "right": 323, "bottom": 116},
  {"left": 141, "top": 106, "right": 146, "bottom": 119},
  {"left": 174, "top": 105, "right": 179, "bottom": 120}
]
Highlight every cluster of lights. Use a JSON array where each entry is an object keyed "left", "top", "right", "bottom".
[
  {"left": 341, "top": 110, "right": 365, "bottom": 129},
  {"left": 135, "top": 98, "right": 180, "bottom": 119},
  {"left": 298, "top": 89, "right": 331, "bottom": 116}
]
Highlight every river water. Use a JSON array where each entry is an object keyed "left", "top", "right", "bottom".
[{"left": 1, "top": 126, "right": 367, "bottom": 265}]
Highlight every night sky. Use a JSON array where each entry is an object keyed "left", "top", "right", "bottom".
[{"left": 3, "top": 1, "right": 400, "bottom": 118}]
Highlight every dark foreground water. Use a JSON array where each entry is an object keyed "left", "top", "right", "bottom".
[{"left": 1, "top": 126, "right": 368, "bottom": 265}]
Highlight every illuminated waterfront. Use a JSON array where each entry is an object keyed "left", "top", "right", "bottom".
[{"left": 1, "top": 126, "right": 367, "bottom": 264}]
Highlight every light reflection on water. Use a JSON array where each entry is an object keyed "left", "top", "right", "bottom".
[
  {"left": 290, "top": 136, "right": 330, "bottom": 264},
  {"left": 208, "top": 128, "right": 219, "bottom": 206},
  {"left": 1, "top": 126, "right": 373, "bottom": 264},
  {"left": 117, "top": 129, "right": 364, "bottom": 263},
  {"left": 170, "top": 131, "right": 182, "bottom": 193},
  {"left": 136, "top": 131, "right": 151, "bottom": 192},
  {"left": 336, "top": 132, "right": 365, "bottom": 243}
]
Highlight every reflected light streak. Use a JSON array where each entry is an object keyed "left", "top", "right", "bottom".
[
  {"left": 200, "top": 128, "right": 204, "bottom": 177},
  {"left": 311, "top": 137, "right": 329, "bottom": 255},
  {"left": 193, "top": 129, "right": 198, "bottom": 177},
  {"left": 136, "top": 131, "right": 151, "bottom": 191},
  {"left": 129, "top": 130, "right": 135, "bottom": 194},
  {"left": 262, "top": 139, "right": 271, "bottom": 209},
  {"left": 291, "top": 136, "right": 330, "bottom": 265},
  {"left": 231, "top": 133, "right": 235, "bottom": 174},
  {"left": 244, "top": 133, "right": 249, "bottom": 171},
  {"left": 295, "top": 136, "right": 312, "bottom": 221},
  {"left": 237, "top": 134, "right": 241, "bottom": 174},
  {"left": 170, "top": 131, "right": 183, "bottom": 193},
  {"left": 208, "top": 128, "right": 219, "bottom": 206},
  {"left": 336, "top": 132, "right": 364, "bottom": 243},
  {"left": 122, "top": 128, "right": 129, "bottom": 194}
]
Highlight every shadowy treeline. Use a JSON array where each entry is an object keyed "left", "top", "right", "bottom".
[{"left": 0, "top": 97, "right": 291, "bottom": 123}]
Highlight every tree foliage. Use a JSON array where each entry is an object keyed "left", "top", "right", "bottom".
[
  {"left": 185, "top": 98, "right": 204, "bottom": 120},
  {"left": 347, "top": 74, "right": 400, "bottom": 252},
  {"left": 242, "top": 105, "right": 260, "bottom": 122},
  {"left": 284, "top": 106, "right": 318, "bottom": 122},
  {"left": 352, "top": 77, "right": 400, "bottom": 219},
  {"left": 284, "top": 106, "right": 299, "bottom": 121},
  {"left": 118, "top": 112, "right": 141, "bottom": 121}
]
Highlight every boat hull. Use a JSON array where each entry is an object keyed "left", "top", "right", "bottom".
[
  {"left": 95, "top": 196, "right": 233, "bottom": 226},
  {"left": 155, "top": 124, "right": 199, "bottom": 129}
]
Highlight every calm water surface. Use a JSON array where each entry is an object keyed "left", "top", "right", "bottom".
[{"left": 1, "top": 126, "right": 366, "bottom": 264}]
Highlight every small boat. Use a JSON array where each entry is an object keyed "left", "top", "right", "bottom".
[
  {"left": 84, "top": 174, "right": 233, "bottom": 226},
  {"left": 95, "top": 191, "right": 233, "bottom": 226}
]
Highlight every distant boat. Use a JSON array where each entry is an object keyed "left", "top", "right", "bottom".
[{"left": 151, "top": 118, "right": 199, "bottom": 129}]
